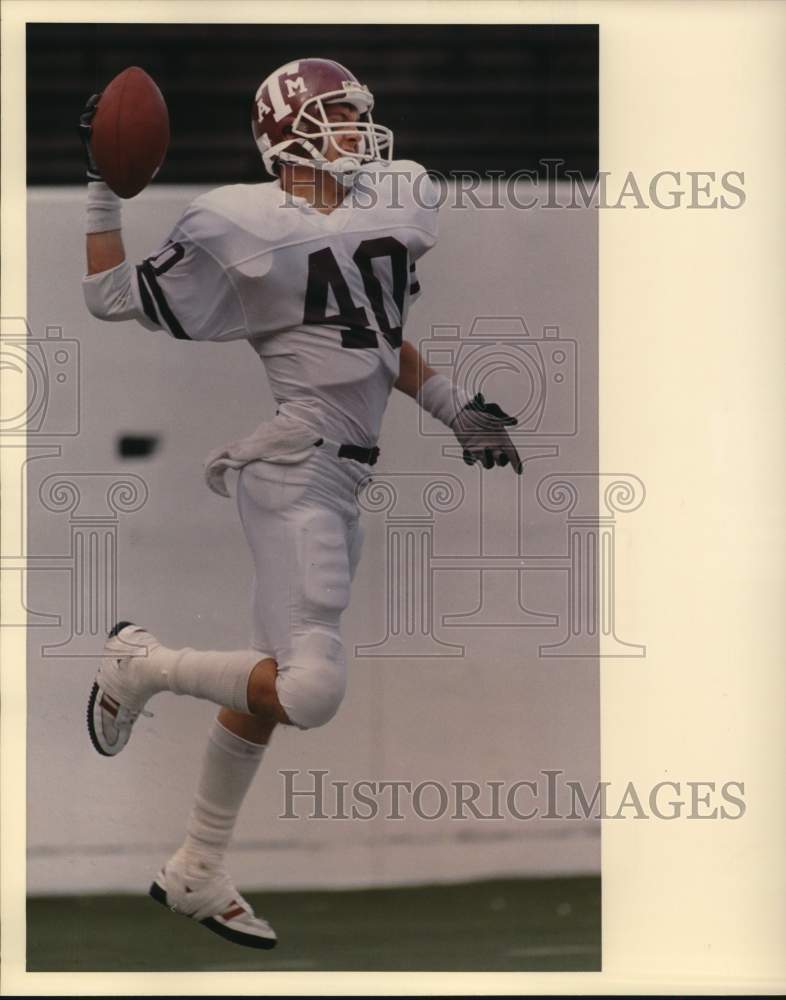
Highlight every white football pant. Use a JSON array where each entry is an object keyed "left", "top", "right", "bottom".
[{"left": 236, "top": 450, "right": 368, "bottom": 729}]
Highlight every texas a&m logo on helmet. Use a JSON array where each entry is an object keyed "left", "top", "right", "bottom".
[{"left": 251, "top": 58, "right": 393, "bottom": 182}]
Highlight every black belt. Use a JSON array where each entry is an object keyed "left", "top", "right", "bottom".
[{"left": 314, "top": 438, "right": 380, "bottom": 466}]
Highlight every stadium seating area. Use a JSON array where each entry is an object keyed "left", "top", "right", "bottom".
[{"left": 27, "top": 23, "right": 598, "bottom": 183}]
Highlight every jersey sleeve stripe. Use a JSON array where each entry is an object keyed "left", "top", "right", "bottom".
[
  {"left": 139, "top": 260, "right": 192, "bottom": 340},
  {"left": 135, "top": 265, "right": 161, "bottom": 326}
]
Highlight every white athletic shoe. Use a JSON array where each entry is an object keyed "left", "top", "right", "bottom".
[
  {"left": 149, "top": 853, "right": 277, "bottom": 950},
  {"left": 87, "top": 621, "right": 162, "bottom": 757}
]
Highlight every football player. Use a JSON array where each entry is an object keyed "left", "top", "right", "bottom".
[{"left": 80, "top": 58, "right": 521, "bottom": 949}]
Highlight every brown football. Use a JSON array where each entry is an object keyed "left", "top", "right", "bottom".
[{"left": 91, "top": 67, "right": 169, "bottom": 199}]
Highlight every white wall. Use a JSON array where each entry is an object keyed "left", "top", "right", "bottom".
[{"left": 23, "top": 182, "right": 599, "bottom": 893}]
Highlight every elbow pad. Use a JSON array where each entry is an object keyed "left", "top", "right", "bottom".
[{"left": 82, "top": 260, "right": 157, "bottom": 329}]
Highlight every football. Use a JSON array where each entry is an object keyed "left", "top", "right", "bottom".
[{"left": 91, "top": 67, "right": 169, "bottom": 198}]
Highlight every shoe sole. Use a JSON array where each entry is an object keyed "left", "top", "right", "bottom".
[
  {"left": 86, "top": 620, "right": 136, "bottom": 757},
  {"left": 149, "top": 879, "right": 277, "bottom": 950}
]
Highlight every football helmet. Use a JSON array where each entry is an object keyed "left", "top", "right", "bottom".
[{"left": 251, "top": 58, "right": 393, "bottom": 183}]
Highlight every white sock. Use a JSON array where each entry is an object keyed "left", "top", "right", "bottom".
[
  {"left": 139, "top": 642, "right": 263, "bottom": 714},
  {"left": 176, "top": 717, "right": 266, "bottom": 876}
]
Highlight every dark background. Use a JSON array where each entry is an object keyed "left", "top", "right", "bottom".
[{"left": 27, "top": 23, "right": 598, "bottom": 184}]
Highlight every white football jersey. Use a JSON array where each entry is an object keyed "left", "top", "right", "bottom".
[{"left": 131, "top": 160, "right": 439, "bottom": 446}]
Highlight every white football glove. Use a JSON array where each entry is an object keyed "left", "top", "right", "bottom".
[{"left": 450, "top": 393, "right": 522, "bottom": 473}]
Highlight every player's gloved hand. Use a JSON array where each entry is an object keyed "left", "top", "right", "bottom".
[
  {"left": 78, "top": 93, "right": 103, "bottom": 182},
  {"left": 450, "top": 393, "right": 523, "bottom": 473}
]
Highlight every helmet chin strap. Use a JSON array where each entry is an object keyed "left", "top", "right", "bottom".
[
  {"left": 305, "top": 127, "right": 365, "bottom": 185},
  {"left": 286, "top": 110, "right": 375, "bottom": 186},
  {"left": 278, "top": 142, "right": 364, "bottom": 187},
  {"left": 321, "top": 155, "right": 365, "bottom": 186}
]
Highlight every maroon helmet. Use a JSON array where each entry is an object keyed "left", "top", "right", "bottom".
[{"left": 252, "top": 58, "right": 393, "bottom": 182}]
